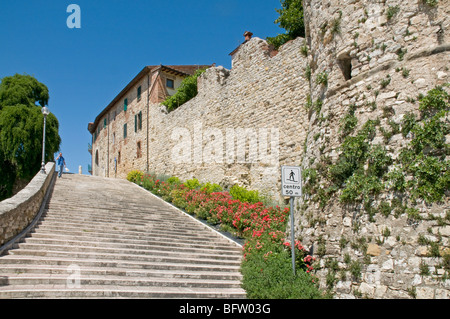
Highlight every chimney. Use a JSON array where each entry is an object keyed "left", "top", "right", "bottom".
[{"left": 244, "top": 31, "right": 253, "bottom": 41}]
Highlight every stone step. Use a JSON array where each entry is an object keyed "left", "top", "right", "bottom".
[
  {"left": 0, "top": 285, "right": 246, "bottom": 299},
  {"left": 6, "top": 249, "right": 242, "bottom": 267},
  {"left": 13, "top": 237, "right": 240, "bottom": 255},
  {"left": 36, "top": 215, "right": 210, "bottom": 233},
  {"left": 12, "top": 243, "right": 241, "bottom": 261},
  {"left": 0, "top": 255, "right": 242, "bottom": 273},
  {"left": 0, "top": 264, "right": 243, "bottom": 281},
  {"left": 32, "top": 222, "right": 223, "bottom": 242},
  {"left": 0, "top": 273, "right": 242, "bottom": 289},
  {"left": 23, "top": 231, "right": 238, "bottom": 251}
]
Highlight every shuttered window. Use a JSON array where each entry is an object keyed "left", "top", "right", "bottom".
[
  {"left": 123, "top": 123, "right": 127, "bottom": 139},
  {"left": 138, "top": 111, "right": 142, "bottom": 130},
  {"left": 135, "top": 114, "right": 138, "bottom": 133},
  {"left": 124, "top": 98, "right": 128, "bottom": 112}
]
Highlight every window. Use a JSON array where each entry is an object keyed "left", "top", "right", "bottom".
[
  {"left": 137, "top": 86, "right": 142, "bottom": 101},
  {"left": 137, "top": 141, "right": 142, "bottom": 158},
  {"left": 135, "top": 111, "right": 143, "bottom": 132},
  {"left": 138, "top": 111, "right": 142, "bottom": 130},
  {"left": 103, "top": 118, "right": 107, "bottom": 128},
  {"left": 166, "top": 79, "right": 174, "bottom": 89},
  {"left": 123, "top": 123, "right": 127, "bottom": 139},
  {"left": 95, "top": 150, "right": 99, "bottom": 166},
  {"left": 124, "top": 98, "right": 128, "bottom": 111}
]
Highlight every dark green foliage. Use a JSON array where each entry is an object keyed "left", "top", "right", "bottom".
[
  {"left": 419, "top": 86, "right": 450, "bottom": 119},
  {"left": 398, "top": 86, "right": 449, "bottom": 203},
  {"left": 368, "top": 145, "right": 392, "bottom": 177},
  {"left": 266, "top": 0, "right": 305, "bottom": 49},
  {"left": 0, "top": 74, "right": 61, "bottom": 200},
  {"left": 230, "top": 184, "right": 261, "bottom": 204},
  {"left": 0, "top": 74, "right": 49, "bottom": 110},
  {"left": 0, "top": 105, "right": 60, "bottom": 180},
  {"left": 162, "top": 69, "right": 206, "bottom": 112},
  {"left": 241, "top": 238, "right": 327, "bottom": 299},
  {"left": 401, "top": 112, "right": 416, "bottom": 137}
]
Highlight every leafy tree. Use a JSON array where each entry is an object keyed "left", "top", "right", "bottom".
[
  {"left": 267, "top": 0, "right": 305, "bottom": 49},
  {"left": 0, "top": 74, "right": 49, "bottom": 110},
  {"left": 0, "top": 74, "right": 61, "bottom": 200}
]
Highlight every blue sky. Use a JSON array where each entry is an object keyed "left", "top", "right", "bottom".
[{"left": 0, "top": 0, "right": 282, "bottom": 174}]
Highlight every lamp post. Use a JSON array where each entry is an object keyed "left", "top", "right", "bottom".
[{"left": 40, "top": 106, "right": 50, "bottom": 174}]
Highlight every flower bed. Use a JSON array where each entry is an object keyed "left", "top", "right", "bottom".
[{"left": 128, "top": 171, "right": 328, "bottom": 299}]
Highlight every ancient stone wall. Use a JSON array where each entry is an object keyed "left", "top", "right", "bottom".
[
  {"left": 295, "top": 0, "right": 450, "bottom": 298},
  {"left": 0, "top": 163, "right": 55, "bottom": 248},
  {"left": 145, "top": 37, "right": 310, "bottom": 199}
]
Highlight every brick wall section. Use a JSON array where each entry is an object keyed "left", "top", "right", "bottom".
[{"left": 0, "top": 162, "right": 55, "bottom": 248}]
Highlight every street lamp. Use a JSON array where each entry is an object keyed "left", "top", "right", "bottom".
[{"left": 40, "top": 106, "right": 50, "bottom": 174}]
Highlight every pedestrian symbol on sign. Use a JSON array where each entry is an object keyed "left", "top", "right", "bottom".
[{"left": 288, "top": 170, "right": 297, "bottom": 182}]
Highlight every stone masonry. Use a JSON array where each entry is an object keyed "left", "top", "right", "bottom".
[{"left": 0, "top": 163, "right": 55, "bottom": 248}]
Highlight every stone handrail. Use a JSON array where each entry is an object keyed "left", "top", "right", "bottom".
[{"left": 0, "top": 162, "right": 56, "bottom": 251}]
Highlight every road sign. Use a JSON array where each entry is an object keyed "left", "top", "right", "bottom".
[{"left": 281, "top": 166, "right": 302, "bottom": 197}]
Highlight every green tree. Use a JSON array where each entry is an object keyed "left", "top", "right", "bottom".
[
  {"left": 0, "top": 74, "right": 49, "bottom": 110},
  {"left": 0, "top": 74, "right": 61, "bottom": 200},
  {"left": 267, "top": 0, "right": 305, "bottom": 49}
]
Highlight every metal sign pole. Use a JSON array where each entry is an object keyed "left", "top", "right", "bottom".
[
  {"left": 281, "top": 166, "right": 302, "bottom": 277},
  {"left": 290, "top": 196, "right": 296, "bottom": 276}
]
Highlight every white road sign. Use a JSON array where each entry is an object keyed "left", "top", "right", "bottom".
[{"left": 281, "top": 166, "right": 302, "bottom": 197}]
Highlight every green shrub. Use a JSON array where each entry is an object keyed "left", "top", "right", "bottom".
[
  {"left": 401, "top": 112, "right": 417, "bottom": 137},
  {"left": 230, "top": 184, "right": 261, "bottom": 203},
  {"left": 367, "top": 145, "right": 392, "bottom": 177},
  {"left": 200, "top": 182, "right": 223, "bottom": 194},
  {"left": 185, "top": 178, "right": 201, "bottom": 190},
  {"left": 162, "top": 69, "right": 206, "bottom": 112},
  {"left": 167, "top": 176, "right": 181, "bottom": 185},
  {"left": 419, "top": 85, "right": 449, "bottom": 118},
  {"left": 315, "top": 72, "right": 328, "bottom": 86},
  {"left": 241, "top": 233, "right": 327, "bottom": 299},
  {"left": 127, "top": 170, "right": 143, "bottom": 184}
]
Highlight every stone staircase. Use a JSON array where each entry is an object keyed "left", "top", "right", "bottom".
[{"left": 0, "top": 174, "right": 246, "bottom": 299}]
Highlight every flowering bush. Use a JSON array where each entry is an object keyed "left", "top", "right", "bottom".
[
  {"left": 128, "top": 171, "right": 327, "bottom": 299},
  {"left": 127, "top": 170, "right": 143, "bottom": 184}
]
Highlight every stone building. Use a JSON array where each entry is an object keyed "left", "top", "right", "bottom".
[{"left": 88, "top": 64, "right": 211, "bottom": 178}]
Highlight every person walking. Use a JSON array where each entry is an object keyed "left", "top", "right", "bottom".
[{"left": 56, "top": 152, "right": 66, "bottom": 178}]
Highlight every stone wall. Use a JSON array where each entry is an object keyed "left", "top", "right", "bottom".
[
  {"left": 146, "top": 37, "right": 309, "bottom": 199},
  {"left": 0, "top": 162, "right": 55, "bottom": 248},
  {"left": 295, "top": 0, "right": 450, "bottom": 298}
]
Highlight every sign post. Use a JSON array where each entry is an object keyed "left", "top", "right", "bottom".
[{"left": 281, "top": 166, "right": 302, "bottom": 276}]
